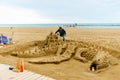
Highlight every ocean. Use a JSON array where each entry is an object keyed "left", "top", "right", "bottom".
[{"left": 0, "top": 24, "right": 120, "bottom": 28}]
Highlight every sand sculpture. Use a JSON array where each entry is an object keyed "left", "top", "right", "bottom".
[{"left": 11, "top": 32, "right": 119, "bottom": 72}]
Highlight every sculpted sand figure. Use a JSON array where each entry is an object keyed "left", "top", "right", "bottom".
[
  {"left": 11, "top": 32, "right": 119, "bottom": 71},
  {"left": 89, "top": 50, "right": 118, "bottom": 72}
]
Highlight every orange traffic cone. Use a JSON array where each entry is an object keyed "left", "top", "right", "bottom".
[
  {"left": 20, "top": 59, "right": 24, "bottom": 72},
  {"left": 15, "top": 58, "right": 24, "bottom": 72}
]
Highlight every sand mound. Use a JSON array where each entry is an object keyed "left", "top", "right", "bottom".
[{"left": 8, "top": 32, "right": 119, "bottom": 73}]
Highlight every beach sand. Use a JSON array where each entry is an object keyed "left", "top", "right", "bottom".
[{"left": 0, "top": 27, "right": 120, "bottom": 80}]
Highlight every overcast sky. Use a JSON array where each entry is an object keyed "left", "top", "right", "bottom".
[{"left": 0, "top": 0, "right": 120, "bottom": 24}]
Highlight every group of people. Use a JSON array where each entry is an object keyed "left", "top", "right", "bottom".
[{"left": 55, "top": 26, "right": 66, "bottom": 41}]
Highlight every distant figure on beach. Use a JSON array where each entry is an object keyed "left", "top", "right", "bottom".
[{"left": 55, "top": 27, "right": 66, "bottom": 41}]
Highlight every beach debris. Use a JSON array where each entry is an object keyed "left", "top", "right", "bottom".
[
  {"left": 9, "top": 66, "right": 14, "bottom": 70},
  {"left": 0, "top": 34, "right": 8, "bottom": 44},
  {"left": 0, "top": 46, "right": 3, "bottom": 48}
]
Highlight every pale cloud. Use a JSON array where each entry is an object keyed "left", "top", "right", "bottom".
[
  {"left": 0, "top": 0, "right": 120, "bottom": 23},
  {"left": 0, "top": 6, "right": 58, "bottom": 24}
]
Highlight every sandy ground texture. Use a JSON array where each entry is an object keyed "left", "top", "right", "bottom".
[{"left": 0, "top": 27, "right": 120, "bottom": 80}]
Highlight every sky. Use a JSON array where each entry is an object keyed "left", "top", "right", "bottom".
[{"left": 0, "top": 0, "right": 120, "bottom": 24}]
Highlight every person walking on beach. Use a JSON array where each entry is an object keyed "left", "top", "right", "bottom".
[{"left": 55, "top": 26, "right": 66, "bottom": 41}]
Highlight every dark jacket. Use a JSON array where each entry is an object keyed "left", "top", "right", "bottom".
[{"left": 55, "top": 29, "right": 66, "bottom": 36}]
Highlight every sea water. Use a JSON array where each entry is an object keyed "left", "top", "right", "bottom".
[{"left": 0, "top": 24, "right": 120, "bottom": 28}]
